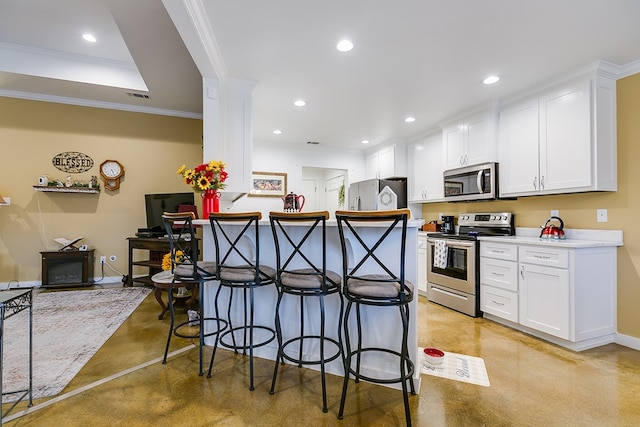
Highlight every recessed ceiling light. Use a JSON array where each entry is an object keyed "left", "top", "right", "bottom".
[
  {"left": 404, "top": 116, "right": 416, "bottom": 123},
  {"left": 82, "top": 33, "right": 96, "bottom": 43},
  {"left": 294, "top": 100, "right": 306, "bottom": 107},
  {"left": 483, "top": 75, "right": 500, "bottom": 85},
  {"left": 273, "top": 129, "right": 282, "bottom": 135},
  {"left": 361, "top": 140, "right": 370, "bottom": 144},
  {"left": 336, "top": 39, "right": 354, "bottom": 52}
]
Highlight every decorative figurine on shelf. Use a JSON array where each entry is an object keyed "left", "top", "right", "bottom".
[
  {"left": 65, "top": 176, "right": 73, "bottom": 187},
  {"left": 89, "top": 175, "right": 98, "bottom": 189}
]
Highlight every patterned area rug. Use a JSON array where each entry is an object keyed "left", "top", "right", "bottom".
[
  {"left": 418, "top": 347, "right": 491, "bottom": 387},
  {"left": 2, "top": 287, "right": 151, "bottom": 402}
]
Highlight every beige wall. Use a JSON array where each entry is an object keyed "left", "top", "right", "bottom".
[
  {"left": 421, "top": 72, "right": 640, "bottom": 340},
  {"left": 0, "top": 98, "right": 203, "bottom": 284}
]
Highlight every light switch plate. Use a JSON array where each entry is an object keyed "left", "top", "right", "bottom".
[{"left": 0, "top": 197, "right": 10, "bottom": 206}]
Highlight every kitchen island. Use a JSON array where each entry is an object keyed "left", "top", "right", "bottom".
[{"left": 194, "top": 217, "right": 422, "bottom": 391}]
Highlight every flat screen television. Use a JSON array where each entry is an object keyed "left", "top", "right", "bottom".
[{"left": 144, "top": 192, "right": 195, "bottom": 233}]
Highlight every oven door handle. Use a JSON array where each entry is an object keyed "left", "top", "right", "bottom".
[{"left": 427, "top": 239, "right": 475, "bottom": 250}]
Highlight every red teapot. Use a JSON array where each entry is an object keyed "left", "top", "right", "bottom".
[{"left": 282, "top": 192, "right": 305, "bottom": 212}]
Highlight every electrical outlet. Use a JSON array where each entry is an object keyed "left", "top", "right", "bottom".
[
  {"left": 100, "top": 256, "right": 106, "bottom": 264},
  {"left": 109, "top": 255, "right": 117, "bottom": 262},
  {"left": 550, "top": 210, "right": 559, "bottom": 217},
  {"left": 438, "top": 212, "right": 444, "bottom": 221},
  {"left": 597, "top": 209, "right": 608, "bottom": 222}
]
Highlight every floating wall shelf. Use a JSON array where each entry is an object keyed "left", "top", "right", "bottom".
[{"left": 33, "top": 186, "right": 100, "bottom": 194}]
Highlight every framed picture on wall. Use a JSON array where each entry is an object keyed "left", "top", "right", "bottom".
[{"left": 248, "top": 171, "right": 287, "bottom": 197}]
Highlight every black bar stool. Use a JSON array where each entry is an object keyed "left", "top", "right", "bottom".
[
  {"left": 268, "top": 211, "right": 344, "bottom": 413},
  {"left": 158, "top": 212, "right": 227, "bottom": 376},
  {"left": 207, "top": 212, "right": 276, "bottom": 391},
  {"left": 335, "top": 209, "right": 416, "bottom": 426}
]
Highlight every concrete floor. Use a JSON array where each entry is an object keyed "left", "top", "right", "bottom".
[{"left": 4, "top": 289, "right": 640, "bottom": 426}]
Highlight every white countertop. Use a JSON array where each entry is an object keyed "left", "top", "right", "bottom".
[{"left": 478, "top": 227, "right": 623, "bottom": 248}]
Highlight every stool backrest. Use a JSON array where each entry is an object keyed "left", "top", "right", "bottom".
[
  {"left": 161, "top": 211, "right": 201, "bottom": 277},
  {"left": 208, "top": 212, "right": 268, "bottom": 282},
  {"left": 269, "top": 211, "right": 336, "bottom": 292},
  {"left": 335, "top": 209, "right": 411, "bottom": 299}
]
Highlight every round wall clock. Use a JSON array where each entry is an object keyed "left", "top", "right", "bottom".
[{"left": 100, "top": 159, "right": 125, "bottom": 191}]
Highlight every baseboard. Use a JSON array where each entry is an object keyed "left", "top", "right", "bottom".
[
  {"left": 616, "top": 333, "right": 640, "bottom": 351},
  {"left": 1, "top": 276, "right": 123, "bottom": 290}
]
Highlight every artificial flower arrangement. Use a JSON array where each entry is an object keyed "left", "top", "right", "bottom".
[
  {"left": 162, "top": 250, "right": 184, "bottom": 271},
  {"left": 177, "top": 160, "right": 228, "bottom": 192}
]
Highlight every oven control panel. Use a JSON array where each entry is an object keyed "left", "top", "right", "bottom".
[{"left": 458, "top": 212, "right": 513, "bottom": 227}]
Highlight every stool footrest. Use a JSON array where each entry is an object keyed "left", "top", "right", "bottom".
[
  {"left": 345, "top": 347, "right": 415, "bottom": 385},
  {"left": 281, "top": 335, "right": 342, "bottom": 366},
  {"left": 219, "top": 325, "right": 276, "bottom": 351},
  {"left": 172, "top": 317, "right": 228, "bottom": 340}
]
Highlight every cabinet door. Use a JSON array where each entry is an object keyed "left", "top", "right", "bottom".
[
  {"left": 466, "top": 111, "right": 491, "bottom": 166},
  {"left": 498, "top": 99, "right": 540, "bottom": 196},
  {"left": 539, "top": 80, "right": 592, "bottom": 192},
  {"left": 408, "top": 142, "right": 429, "bottom": 201},
  {"left": 408, "top": 134, "right": 443, "bottom": 202},
  {"left": 443, "top": 124, "right": 465, "bottom": 169},
  {"left": 519, "top": 263, "right": 570, "bottom": 339},
  {"left": 417, "top": 234, "right": 427, "bottom": 294},
  {"left": 365, "top": 151, "right": 379, "bottom": 179},
  {"left": 377, "top": 145, "right": 396, "bottom": 178}
]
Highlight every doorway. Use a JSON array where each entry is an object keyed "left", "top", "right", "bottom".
[{"left": 301, "top": 167, "right": 347, "bottom": 216}]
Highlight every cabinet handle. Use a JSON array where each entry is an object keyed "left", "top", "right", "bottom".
[
  {"left": 533, "top": 254, "right": 551, "bottom": 259},
  {"left": 491, "top": 300, "right": 505, "bottom": 306},
  {"left": 533, "top": 176, "right": 537, "bottom": 190},
  {"left": 540, "top": 176, "right": 545, "bottom": 189},
  {"left": 520, "top": 265, "right": 525, "bottom": 280},
  {"left": 491, "top": 249, "right": 505, "bottom": 254},
  {"left": 491, "top": 272, "right": 505, "bottom": 276}
]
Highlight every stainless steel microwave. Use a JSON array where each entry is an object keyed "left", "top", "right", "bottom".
[{"left": 443, "top": 162, "right": 497, "bottom": 202}]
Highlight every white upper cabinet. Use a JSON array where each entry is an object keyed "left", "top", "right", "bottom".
[
  {"left": 408, "top": 133, "right": 444, "bottom": 202},
  {"left": 442, "top": 104, "right": 498, "bottom": 170},
  {"left": 499, "top": 69, "right": 617, "bottom": 198},
  {"left": 365, "top": 143, "right": 406, "bottom": 179}
]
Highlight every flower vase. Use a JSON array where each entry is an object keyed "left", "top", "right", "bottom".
[{"left": 202, "top": 189, "right": 220, "bottom": 218}]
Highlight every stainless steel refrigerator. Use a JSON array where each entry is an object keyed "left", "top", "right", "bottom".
[{"left": 348, "top": 178, "right": 407, "bottom": 211}]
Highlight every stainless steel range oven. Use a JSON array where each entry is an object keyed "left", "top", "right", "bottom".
[{"left": 427, "top": 212, "right": 514, "bottom": 317}]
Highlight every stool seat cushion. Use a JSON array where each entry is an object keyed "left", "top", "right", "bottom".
[
  {"left": 281, "top": 268, "right": 342, "bottom": 290},
  {"left": 220, "top": 265, "right": 276, "bottom": 283},
  {"left": 174, "top": 261, "right": 217, "bottom": 279},
  {"left": 346, "top": 274, "right": 414, "bottom": 298}
]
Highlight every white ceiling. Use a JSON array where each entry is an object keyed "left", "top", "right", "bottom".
[{"left": 1, "top": 0, "right": 640, "bottom": 151}]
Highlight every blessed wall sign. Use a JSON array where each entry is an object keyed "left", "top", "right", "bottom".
[{"left": 52, "top": 152, "right": 94, "bottom": 173}]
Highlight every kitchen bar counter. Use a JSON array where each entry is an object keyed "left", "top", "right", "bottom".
[{"left": 193, "top": 217, "right": 421, "bottom": 391}]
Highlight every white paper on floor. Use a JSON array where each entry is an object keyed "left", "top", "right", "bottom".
[{"left": 418, "top": 347, "right": 490, "bottom": 387}]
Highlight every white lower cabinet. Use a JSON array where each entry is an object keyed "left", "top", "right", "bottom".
[
  {"left": 417, "top": 233, "right": 427, "bottom": 295},
  {"left": 480, "top": 244, "right": 519, "bottom": 322},
  {"left": 519, "top": 262, "right": 570, "bottom": 339},
  {"left": 480, "top": 240, "right": 617, "bottom": 351}
]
